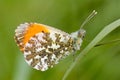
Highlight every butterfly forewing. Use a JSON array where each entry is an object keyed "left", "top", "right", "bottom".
[{"left": 15, "top": 23, "right": 76, "bottom": 71}]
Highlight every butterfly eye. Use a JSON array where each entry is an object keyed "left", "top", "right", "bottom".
[
  {"left": 82, "top": 34, "right": 85, "bottom": 39},
  {"left": 78, "top": 29, "right": 86, "bottom": 39}
]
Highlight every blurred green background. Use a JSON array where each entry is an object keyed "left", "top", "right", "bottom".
[{"left": 0, "top": 0, "right": 120, "bottom": 80}]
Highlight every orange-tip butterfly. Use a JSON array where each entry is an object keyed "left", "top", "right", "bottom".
[{"left": 15, "top": 10, "right": 97, "bottom": 71}]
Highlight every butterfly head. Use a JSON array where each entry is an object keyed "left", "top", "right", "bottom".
[{"left": 71, "top": 29, "right": 86, "bottom": 50}]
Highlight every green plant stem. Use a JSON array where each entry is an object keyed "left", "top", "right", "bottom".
[
  {"left": 13, "top": 53, "right": 31, "bottom": 80},
  {"left": 62, "top": 19, "right": 120, "bottom": 80}
]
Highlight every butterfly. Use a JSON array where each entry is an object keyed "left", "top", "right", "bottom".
[{"left": 14, "top": 10, "right": 97, "bottom": 71}]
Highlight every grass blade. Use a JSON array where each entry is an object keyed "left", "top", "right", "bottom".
[
  {"left": 13, "top": 53, "right": 31, "bottom": 80},
  {"left": 62, "top": 19, "right": 120, "bottom": 80}
]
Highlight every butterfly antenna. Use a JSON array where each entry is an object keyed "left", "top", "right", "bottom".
[{"left": 80, "top": 10, "right": 97, "bottom": 29}]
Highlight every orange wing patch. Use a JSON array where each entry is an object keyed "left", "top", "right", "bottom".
[{"left": 24, "top": 23, "right": 50, "bottom": 44}]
